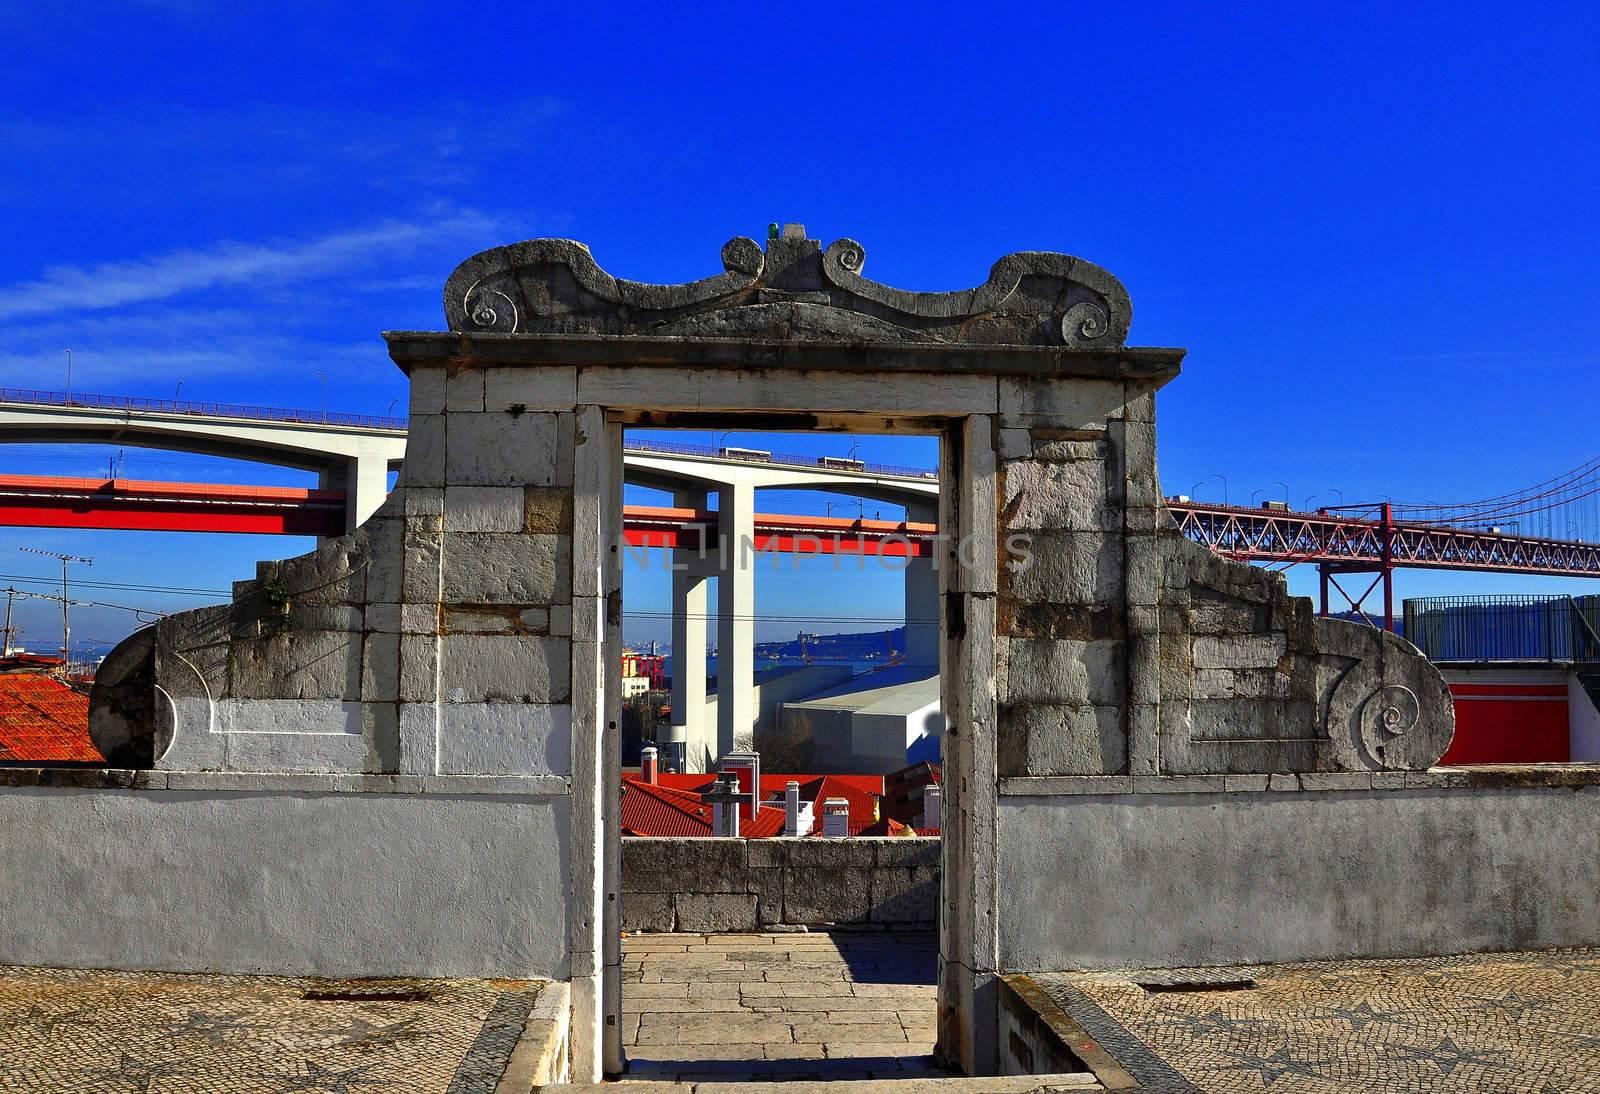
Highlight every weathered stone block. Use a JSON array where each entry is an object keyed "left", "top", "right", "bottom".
[
  {"left": 622, "top": 891, "right": 675, "bottom": 933},
  {"left": 996, "top": 637, "right": 1125, "bottom": 706},
  {"left": 1187, "top": 698, "right": 1316, "bottom": 741},
  {"left": 1190, "top": 595, "right": 1267, "bottom": 636},
  {"left": 365, "top": 602, "right": 403, "bottom": 633},
  {"left": 524, "top": 487, "right": 574, "bottom": 534},
  {"left": 998, "top": 702, "right": 1126, "bottom": 776},
  {"left": 1030, "top": 438, "right": 1108, "bottom": 463},
  {"left": 361, "top": 701, "right": 401, "bottom": 773},
  {"left": 361, "top": 632, "right": 400, "bottom": 702},
  {"left": 287, "top": 604, "right": 362, "bottom": 631},
  {"left": 868, "top": 864, "right": 939, "bottom": 924},
  {"left": 442, "top": 607, "right": 516, "bottom": 635},
  {"left": 444, "top": 486, "right": 525, "bottom": 532},
  {"left": 445, "top": 411, "right": 558, "bottom": 486},
  {"left": 879, "top": 837, "right": 942, "bottom": 870},
  {"left": 1000, "top": 458, "right": 1118, "bottom": 532},
  {"left": 1002, "top": 531, "right": 1120, "bottom": 606},
  {"left": 398, "top": 635, "right": 439, "bottom": 703},
  {"left": 401, "top": 529, "right": 442, "bottom": 603},
  {"left": 400, "top": 603, "right": 438, "bottom": 634},
  {"left": 231, "top": 630, "right": 361, "bottom": 701},
  {"left": 401, "top": 414, "right": 446, "bottom": 488},
  {"left": 439, "top": 635, "right": 570, "bottom": 703},
  {"left": 674, "top": 893, "right": 758, "bottom": 932},
  {"left": 485, "top": 367, "right": 578, "bottom": 410},
  {"left": 998, "top": 377, "right": 1127, "bottom": 429},
  {"left": 441, "top": 533, "right": 569, "bottom": 605},
  {"left": 435, "top": 702, "right": 571, "bottom": 776},
  {"left": 622, "top": 839, "right": 745, "bottom": 893},
  {"left": 445, "top": 368, "right": 484, "bottom": 412},
  {"left": 783, "top": 866, "right": 872, "bottom": 924},
  {"left": 409, "top": 366, "right": 447, "bottom": 415},
  {"left": 1193, "top": 633, "right": 1288, "bottom": 670},
  {"left": 784, "top": 838, "right": 870, "bottom": 869},
  {"left": 396, "top": 701, "right": 436, "bottom": 775}
]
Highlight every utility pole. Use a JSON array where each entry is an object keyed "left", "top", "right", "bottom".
[
  {"left": 1, "top": 586, "right": 15, "bottom": 657},
  {"left": 19, "top": 547, "right": 93, "bottom": 671}
]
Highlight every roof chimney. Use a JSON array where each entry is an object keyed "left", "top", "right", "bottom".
[
  {"left": 640, "top": 745, "right": 658, "bottom": 785},
  {"left": 922, "top": 783, "right": 942, "bottom": 831},
  {"left": 706, "top": 772, "right": 743, "bottom": 837},
  {"left": 784, "top": 780, "right": 802, "bottom": 837},
  {"left": 721, "top": 750, "right": 760, "bottom": 823},
  {"left": 822, "top": 797, "right": 850, "bottom": 839}
]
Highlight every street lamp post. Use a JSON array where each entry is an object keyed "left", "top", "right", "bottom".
[
  {"left": 1213, "top": 473, "right": 1229, "bottom": 506},
  {"left": 316, "top": 371, "right": 329, "bottom": 424}
]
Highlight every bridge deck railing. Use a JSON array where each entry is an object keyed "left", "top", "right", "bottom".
[
  {"left": 623, "top": 437, "right": 937, "bottom": 480},
  {"left": 0, "top": 387, "right": 408, "bottom": 432}
]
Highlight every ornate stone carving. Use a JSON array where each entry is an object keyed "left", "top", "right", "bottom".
[
  {"left": 1317, "top": 621, "right": 1455, "bottom": 771},
  {"left": 443, "top": 230, "right": 1132, "bottom": 347}
]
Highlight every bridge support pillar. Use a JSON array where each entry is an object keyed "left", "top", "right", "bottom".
[
  {"left": 905, "top": 500, "right": 940, "bottom": 670},
  {"left": 670, "top": 489, "right": 713, "bottom": 773},
  {"left": 320, "top": 453, "right": 392, "bottom": 534},
  {"left": 716, "top": 481, "right": 756, "bottom": 760}
]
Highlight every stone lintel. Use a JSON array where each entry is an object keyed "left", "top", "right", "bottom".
[{"left": 383, "top": 331, "right": 1185, "bottom": 383}]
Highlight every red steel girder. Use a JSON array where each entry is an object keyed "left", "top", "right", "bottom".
[{"left": 1167, "top": 501, "right": 1600, "bottom": 579}]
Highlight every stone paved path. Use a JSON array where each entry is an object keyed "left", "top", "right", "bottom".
[
  {"left": 621, "top": 930, "right": 951, "bottom": 1083},
  {"left": 0, "top": 964, "right": 546, "bottom": 1092},
  {"left": 1034, "top": 947, "right": 1600, "bottom": 1093}
]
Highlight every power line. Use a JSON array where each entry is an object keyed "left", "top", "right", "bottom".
[{"left": 0, "top": 572, "right": 229, "bottom": 597}]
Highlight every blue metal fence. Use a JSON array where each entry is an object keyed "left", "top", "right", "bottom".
[{"left": 1403, "top": 594, "right": 1600, "bottom": 662}]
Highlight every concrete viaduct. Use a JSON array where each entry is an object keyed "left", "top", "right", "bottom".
[{"left": 0, "top": 390, "right": 940, "bottom": 770}]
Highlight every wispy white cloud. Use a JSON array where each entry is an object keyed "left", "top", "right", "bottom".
[{"left": 0, "top": 209, "right": 500, "bottom": 320}]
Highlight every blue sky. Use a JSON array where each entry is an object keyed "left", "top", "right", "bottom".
[{"left": 1, "top": 3, "right": 1597, "bottom": 651}]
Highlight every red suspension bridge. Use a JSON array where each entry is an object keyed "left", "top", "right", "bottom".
[{"left": 0, "top": 386, "right": 1597, "bottom": 631}]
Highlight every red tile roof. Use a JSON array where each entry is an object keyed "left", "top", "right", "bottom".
[
  {"left": 651, "top": 772, "right": 886, "bottom": 831},
  {"left": 621, "top": 777, "right": 787, "bottom": 837},
  {"left": 0, "top": 675, "right": 102, "bottom": 763}
]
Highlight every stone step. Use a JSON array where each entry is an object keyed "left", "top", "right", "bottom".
[{"left": 548, "top": 1073, "right": 1102, "bottom": 1092}]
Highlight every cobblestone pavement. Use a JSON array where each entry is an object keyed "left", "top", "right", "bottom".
[
  {"left": 1035, "top": 948, "right": 1600, "bottom": 1093},
  {"left": 620, "top": 930, "right": 955, "bottom": 1083},
  {"left": 0, "top": 964, "right": 545, "bottom": 1092}
]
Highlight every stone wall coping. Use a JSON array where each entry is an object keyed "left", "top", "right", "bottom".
[
  {"left": 999, "top": 765, "right": 1600, "bottom": 796},
  {"left": 383, "top": 331, "right": 1185, "bottom": 381},
  {"left": 0, "top": 768, "right": 572, "bottom": 797}
]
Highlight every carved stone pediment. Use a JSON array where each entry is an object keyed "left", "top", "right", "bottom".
[{"left": 443, "top": 230, "right": 1132, "bottom": 348}]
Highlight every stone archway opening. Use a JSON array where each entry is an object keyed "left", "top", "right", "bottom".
[{"left": 611, "top": 419, "right": 951, "bottom": 1081}]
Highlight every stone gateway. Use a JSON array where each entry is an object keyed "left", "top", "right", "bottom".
[{"left": 49, "top": 228, "right": 1596, "bottom": 1085}]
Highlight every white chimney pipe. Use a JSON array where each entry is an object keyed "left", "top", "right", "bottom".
[
  {"left": 784, "top": 780, "right": 802, "bottom": 836},
  {"left": 640, "top": 745, "right": 658, "bottom": 785},
  {"left": 922, "top": 783, "right": 942, "bottom": 830},
  {"left": 822, "top": 797, "right": 850, "bottom": 838}
]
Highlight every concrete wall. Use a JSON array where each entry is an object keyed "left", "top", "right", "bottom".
[
  {"left": 0, "top": 773, "right": 570, "bottom": 979},
  {"left": 1570, "top": 676, "right": 1600, "bottom": 762},
  {"left": 996, "top": 774, "right": 1600, "bottom": 972},
  {"left": 621, "top": 837, "right": 938, "bottom": 931}
]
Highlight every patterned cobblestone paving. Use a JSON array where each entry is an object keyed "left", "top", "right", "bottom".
[
  {"left": 0, "top": 964, "right": 544, "bottom": 1092},
  {"left": 1036, "top": 948, "right": 1600, "bottom": 1093}
]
